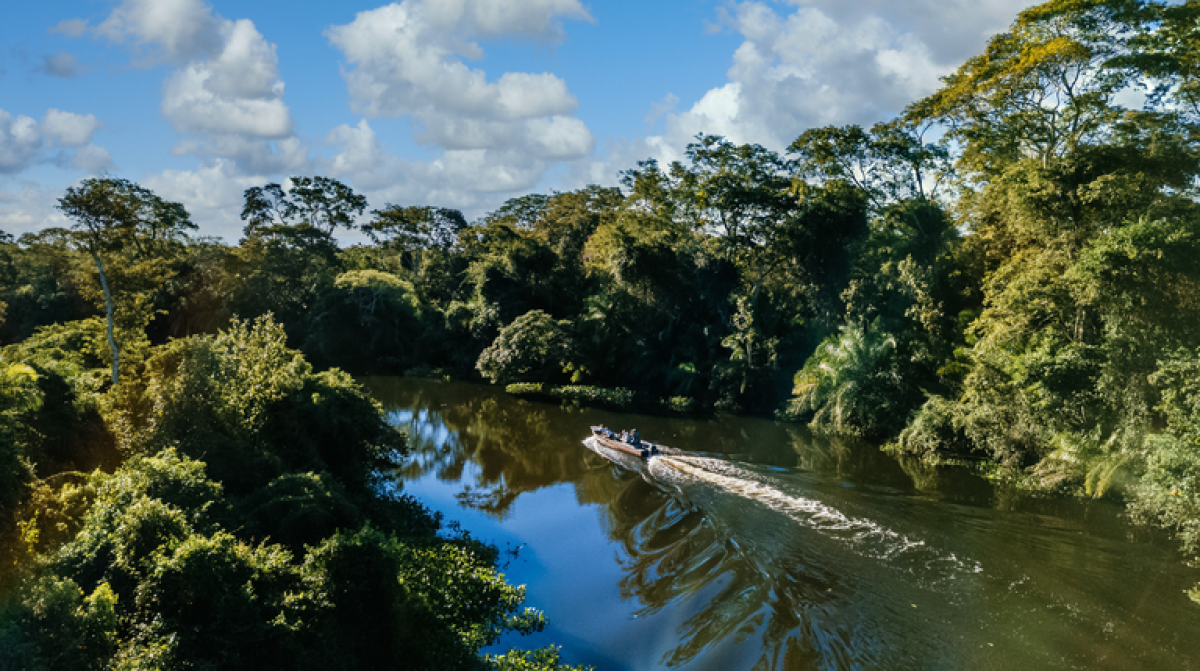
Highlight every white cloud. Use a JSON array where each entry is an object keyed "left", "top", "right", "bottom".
[
  {"left": 162, "top": 68, "right": 288, "bottom": 139},
  {"left": 321, "top": 119, "right": 549, "bottom": 218},
  {"left": 780, "top": 0, "right": 1035, "bottom": 64},
  {"left": 323, "top": 0, "right": 595, "bottom": 213},
  {"left": 170, "top": 136, "right": 307, "bottom": 176},
  {"left": 635, "top": 0, "right": 1038, "bottom": 161},
  {"left": 94, "top": 0, "right": 222, "bottom": 63},
  {"left": 157, "top": 17, "right": 290, "bottom": 143},
  {"left": 41, "top": 109, "right": 103, "bottom": 147},
  {"left": 70, "top": 144, "right": 115, "bottom": 173},
  {"left": 322, "top": 120, "right": 405, "bottom": 191},
  {"left": 0, "top": 108, "right": 112, "bottom": 175},
  {"left": 419, "top": 0, "right": 592, "bottom": 39},
  {"left": 327, "top": 2, "right": 585, "bottom": 129},
  {"left": 0, "top": 112, "right": 43, "bottom": 175},
  {"left": 83, "top": 0, "right": 293, "bottom": 172}
]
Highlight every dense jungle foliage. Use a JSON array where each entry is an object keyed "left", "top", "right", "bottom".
[{"left": 4, "top": 0, "right": 1200, "bottom": 664}]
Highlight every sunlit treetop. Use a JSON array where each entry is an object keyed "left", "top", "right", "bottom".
[{"left": 907, "top": 0, "right": 1176, "bottom": 176}]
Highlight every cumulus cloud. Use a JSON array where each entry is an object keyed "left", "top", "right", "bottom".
[
  {"left": 780, "top": 0, "right": 1035, "bottom": 64},
  {"left": 160, "top": 19, "right": 291, "bottom": 139},
  {"left": 81, "top": 0, "right": 293, "bottom": 172},
  {"left": 322, "top": 120, "right": 405, "bottom": 192},
  {"left": 93, "top": 0, "right": 223, "bottom": 63},
  {"left": 327, "top": 2, "right": 588, "bottom": 124},
  {"left": 325, "top": 0, "right": 595, "bottom": 205},
  {"left": 319, "top": 118, "right": 555, "bottom": 223},
  {"left": 418, "top": 0, "right": 593, "bottom": 39},
  {"left": 0, "top": 112, "right": 42, "bottom": 175},
  {"left": 0, "top": 108, "right": 112, "bottom": 175},
  {"left": 40, "top": 109, "right": 104, "bottom": 147},
  {"left": 635, "top": 0, "right": 1037, "bottom": 163}
]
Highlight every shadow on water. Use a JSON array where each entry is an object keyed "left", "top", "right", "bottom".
[{"left": 364, "top": 377, "right": 1200, "bottom": 671}]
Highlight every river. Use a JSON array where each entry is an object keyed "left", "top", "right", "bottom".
[{"left": 361, "top": 377, "right": 1200, "bottom": 670}]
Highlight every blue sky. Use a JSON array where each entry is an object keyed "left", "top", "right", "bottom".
[{"left": 0, "top": 0, "right": 1038, "bottom": 242}]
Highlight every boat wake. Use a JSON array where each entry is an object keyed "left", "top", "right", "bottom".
[{"left": 584, "top": 437, "right": 979, "bottom": 581}]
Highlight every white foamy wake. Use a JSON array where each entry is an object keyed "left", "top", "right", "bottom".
[{"left": 648, "top": 455, "right": 980, "bottom": 577}]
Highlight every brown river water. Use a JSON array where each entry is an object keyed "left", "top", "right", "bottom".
[{"left": 361, "top": 377, "right": 1200, "bottom": 671}]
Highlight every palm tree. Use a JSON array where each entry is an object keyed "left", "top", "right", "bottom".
[{"left": 785, "top": 321, "right": 909, "bottom": 437}]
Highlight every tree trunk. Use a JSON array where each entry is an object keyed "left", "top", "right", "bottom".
[{"left": 91, "top": 250, "right": 119, "bottom": 385}]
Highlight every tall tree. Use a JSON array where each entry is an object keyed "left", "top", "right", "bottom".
[
  {"left": 57, "top": 178, "right": 195, "bottom": 384},
  {"left": 673, "top": 135, "right": 796, "bottom": 267},
  {"left": 241, "top": 176, "right": 367, "bottom": 249},
  {"left": 362, "top": 205, "right": 468, "bottom": 255},
  {"left": 788, "top": 119, "right": 951, "bottom": 213},
  {"left": 480, "top": 193, "right": 551, "bottom": 230},
  {"left": 909, "top": 0, "right": 1145, "bottom": 176}
]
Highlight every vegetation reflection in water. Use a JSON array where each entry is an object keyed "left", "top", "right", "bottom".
[{"left": 365, "top": 377, "right": 1200, "bottom": 671}]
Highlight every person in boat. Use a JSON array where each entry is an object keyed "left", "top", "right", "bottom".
[
  {"left": 620, "top": 430, "right": 628, "bottom": 442},
  {"left": 631, "top": 429, "right": 640, "bottom": 447}
]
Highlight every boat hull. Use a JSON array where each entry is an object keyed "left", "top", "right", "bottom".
[{"left": 589, "top": 427, "right": 656, "bottom": 459}]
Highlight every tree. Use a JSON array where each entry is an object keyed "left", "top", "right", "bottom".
[
  {"left": 0, "top": 362, "right": 42, "bottom": 518},
  {"left": 886, "top": 0, "right": 1200, "bottom": 469},
  {"left": 305, "top": 270, "right": 425, "bottom": 372},
  {"left": 241, "top": 176, "right": 367, "bottom": 249},
  {"left": 781, "top": 321, "right": 916, "bottom": 438},
  {"left": 476, "top": 310, "right": 571, "bottom": 384},
  {"left": 0, "top": 230, "right": 95, "bottom": 344},
  {"left": 669, "top": 136, "right": 803, "bottom": 386},
  {"left": 673, "top": 135, "right": 796, "bottom": 268},
  {"left": 1116, "top": 1, "right": 1200, "bottom": 121},
  {"left": 481, "top": 193, "right": 551, "bottom": 230},
  {"left": 909, "top": 0, "right": 1145, "bottom": 176},
  {"left": 788, "top": 119, "right": 951, "bottom": 212},
  {"left": 362, "top": 204, "right": 468, "bottom": 252},
  {"left": 109, "top": 315, "right": 400, "bottom": 494},
  {"left": 4, "top": 335, "right": 578, "bottom": 670},
  {"left": 57, "top": 178, "right": 195, "bottom": 385}
]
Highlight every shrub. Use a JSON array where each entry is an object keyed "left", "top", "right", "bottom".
[
  {"left": 887, "top": 395, "right": 970, "bottom": 461},
  {"left": 477, "top": 310, "right": 571, "bottom": 384},
  {"left": 549, "top": 385, "right": 634, "bottom": 408}
]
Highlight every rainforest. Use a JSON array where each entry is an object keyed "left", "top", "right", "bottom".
[{"left": 3, "top": 1, "right": 1200, "bottom": 668}]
